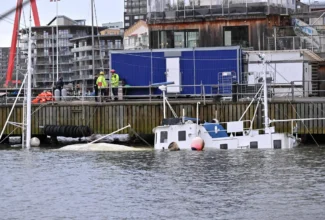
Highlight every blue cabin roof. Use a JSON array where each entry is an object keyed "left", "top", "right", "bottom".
[{"left": 203, "top": 123, "right": 228, "bottom": 138}]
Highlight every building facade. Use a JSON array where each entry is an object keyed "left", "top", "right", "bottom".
[
  {"left": 0, "top": 47, "right": 22, "bottom": 87},
  {"left": 124, "top": 0, "right": 147, "bottom": 29},
  {"left": 102, "top": 21, "right": 124, "bottom": 29},
  {"left": 146, "top": 0, "right": 299, "bottom": 50},
  {"left": 23, "top": 16, "right": 105, "bottom": 88},
  {"left": 70, "top": 33, "right": 123, "bottom": 91},
  {"left": 124, "top": 20, "right": 149, "bottom": 50}
]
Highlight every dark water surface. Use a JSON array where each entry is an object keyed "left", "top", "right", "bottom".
[{"left": 1, "top": 147, "right": 325, "bottom": 220}]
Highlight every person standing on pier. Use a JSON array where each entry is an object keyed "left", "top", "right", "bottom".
[
  {"left": 110, "top": 69, "right": 119, "bottom": 100},
  {"left": 94, "top": 73, "right": 99, "bottom": 102},
  {"left": 96, "top": 71, "right": 107, "bottom": 101},
  {"left": 56, "top": 76, "right": 64, "bottom": 95}
]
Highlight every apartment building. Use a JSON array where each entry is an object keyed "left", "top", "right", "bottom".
[
  {"left": 70, "top": 32, "right": 123, "bottom": 91},
  {"left": 0, "top": 47, "right": 22, "bottom": 86},
  {"left": 26, "top": 16, "right": 105, "bottom": 88},
  {"left": 124, "top": 0, "right": 147, "bottom": 29}
]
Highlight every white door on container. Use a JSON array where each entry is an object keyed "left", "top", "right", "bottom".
[{"left": 166, "top": 57, "right": 181, "bottom": 93}]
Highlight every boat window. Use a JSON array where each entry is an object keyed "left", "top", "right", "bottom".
[
  {"left": 160, "top": 131, "right": 168, "bottom": 143},
  {"left": 178, "top": 131, "right": 186, "bottom": 141},
  {"left": 250, "top": 141, "right": 258, "bottom": 149},
  {"left": 220, "top": 144, "right": 228, "bottom": 149},
  {"left": 155, "top": 132, "right": 157, "bottom": 144},
  {"left": 273, "top": 140, "right": 282, "bottom": 149}
]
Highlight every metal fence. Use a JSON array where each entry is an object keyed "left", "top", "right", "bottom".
[{"left": 1, "top": 80, "right": 325, "bottom": 105}]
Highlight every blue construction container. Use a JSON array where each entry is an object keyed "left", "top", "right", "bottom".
[{"left": 110, "top": 46, "right": 243, "bottom": 97}]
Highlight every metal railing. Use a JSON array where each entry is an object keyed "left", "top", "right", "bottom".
[
  {"left": 147, "top": 1, "right": 295, "bottom": 21},
  {"left": 1, "top": 80, "right": 325, "bottom": 104}
]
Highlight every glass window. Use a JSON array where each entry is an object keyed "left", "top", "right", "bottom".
[
  {"left": 174, "top": 32, "right": 185, "bottom": 48},
  {"left": 178, "top": 131, "right": 186, "bottom": 141},
  {"left": 125, "top": 16, "right": 130, "bottom": 20},
  {"left": 223, "top": 26, "right": 249, "bottom": 47},
  {"left": 160, "top": 30, "right": 174, "bottom": 49},
  {"left": 186, "top": 31, "right": 199, "bottom": 48},
  {"left": 160, "top": 131, "right": 168, "bottom": 143}
]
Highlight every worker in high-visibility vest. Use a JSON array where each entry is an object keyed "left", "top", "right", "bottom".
[
  {"left": 96, "top": 71, "right": 107, "bottom": 101},
  {"left": 110, "top": 69, "right": 119, "bottom": 100}
]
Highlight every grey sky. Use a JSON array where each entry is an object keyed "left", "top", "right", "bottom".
[{"left": 0, "top": 0, "right": 123, "bottom": 47}]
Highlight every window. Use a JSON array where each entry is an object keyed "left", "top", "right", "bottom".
[
  {"left": 250, "top": 141, "right": 258, "bottom": 149},
  {"left": 134, "top": 16, "right": 139, "bottom": 19},
  {"left": 125, "top": 23, "right": 130, "bottom": 27},
  {"left": 273, "top": 140, "right": 282, "bottom": 149},
  {"left": 220, "top": 144, "right": 228, "bottom": 149},
  {"left": 178, "top": 131, "right": 186, "bottom": 141},
  {"left": 186, "top": 31, "right": 199, "bottom": 48},
  {"left": 160, "top": 131, "right": 168, "bottom": 143},
  {"left": 223, "top": 26, "right": 249, "bottom": 47},
  {"left": 174, "top": 32, "right": 185, "bottom": 48},
  {"left": 125, "top": 16, "right": 130, "bottom": 20}
]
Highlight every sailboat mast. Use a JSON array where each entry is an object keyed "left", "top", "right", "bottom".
[
  {"left": 262, "top": 54, "right": 269, "bottom": 130},
  {"left": 91, "top": 0, "right": 95, "bottom": 79},
  {"left": 26, "top": 5, "right": 33, "bottom": 149}
]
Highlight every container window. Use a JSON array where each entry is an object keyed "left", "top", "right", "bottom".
[
  {"left": 178, "top": 131, "right": 186, "bottom": 141},
  {"left": 160, "top": 131, "right": 168, "bottom": 143}
]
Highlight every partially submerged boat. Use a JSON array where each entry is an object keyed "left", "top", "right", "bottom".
[{"left": 153, "top": 53, "right": 308, "bottom": 150}]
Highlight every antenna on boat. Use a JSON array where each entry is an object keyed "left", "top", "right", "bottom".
[
  {"left": 258, "top": 53, "right": 269, "bottom": 132},
  {"left": 152, "top": 81, "right": 174, "bottom": 119}
]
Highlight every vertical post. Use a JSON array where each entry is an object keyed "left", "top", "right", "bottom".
[
  {"left": 163, "top": 87, "right": 166, "bottom": 119},
  {"left": 26, "top": 7, "right": 33, "bottom": 149},
  {"left": 91, "top": 0, "right": 95, "bottom": 100},
  {"left": 291, "top": 81, "right": 294, "bottom": 101},
  {"left": 222, "top": 0, "right": 224, "bottom": 16},
  {"left": 196, "top": 102, "right": 200, "bottom": 135},
  {"left": 52, "top": 26, "right": 55, "bottom": 88},
  {"left": 274, "top": 26, "right": 277, "bottom": 51},
  {"left": 193, "top": 47, "right": 196, "bottom": 95},
  {"left": 16, "top": 37, "right": 20, "bottom": 88},
  {"left": 261, "top": 54, "right": 269, "bottom": 130},
  {"left": 56, "top": 0, "right": 59, "bottom": 81},
  {"left": 151, "top": 49, "right": 153, "bottom": 86}
]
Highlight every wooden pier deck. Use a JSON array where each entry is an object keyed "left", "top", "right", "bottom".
[{"left": 1, "top": 99, "right": 325, "bottom": 136}]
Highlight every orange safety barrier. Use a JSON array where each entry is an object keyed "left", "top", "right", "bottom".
[{"left": 32, "top": 91, "right": 55, "bottom": 104}]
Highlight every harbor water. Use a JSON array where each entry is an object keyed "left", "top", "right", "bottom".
[{"left": 1, "top": 146, "right": 325, "bottom": 219}]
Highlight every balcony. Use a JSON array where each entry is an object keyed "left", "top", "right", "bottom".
[
  {"left": 268, "top": 25, "right": 325, "bottom": 53},
  {"left": 74, "top": 55, "right": 109, "bottom": 62},
  {"left": 72, "top": 64, "right": 109, "bottom": 71}
]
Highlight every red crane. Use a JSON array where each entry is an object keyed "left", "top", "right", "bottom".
[{"left": 5, "top": 0, "right": 40, "bottom": 87}]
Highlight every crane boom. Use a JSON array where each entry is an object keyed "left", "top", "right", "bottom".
[{"left": 5, "top": 0, "right": 40, "bottom": 87}]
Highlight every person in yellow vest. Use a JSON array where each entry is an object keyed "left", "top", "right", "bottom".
[
  {"left": 110, "top": 69, "right": 119, "bottom": 100},
  {"left": 96, "top": 71, "right": 107, "bottom": 101}
]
